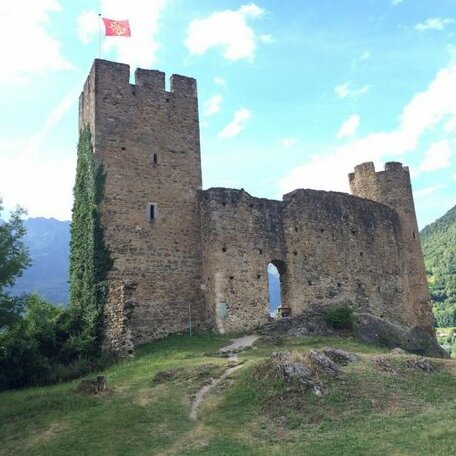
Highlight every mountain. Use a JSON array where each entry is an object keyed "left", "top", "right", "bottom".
[
  {"left": 11, "top": 218, "right": 70, "bottom": 305},
  {"left": 421, "top": 205, "right": 456, "bottom": 327}
]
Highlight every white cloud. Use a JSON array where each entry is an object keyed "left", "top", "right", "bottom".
[
  {"left": 259, "top": 34, "right": 275, "bottom": 43},
  {"left": 214, "top": 77, "right": 226, "bottom": 86},
  {"left": 0, "top": 81, "right": 82, "bottom": 219},
  {"left": 77, "top": 0, "right": 167, "bottom": 70},
  {"left": 204, "top": 95, "right": 223, "bottom": 116},
  {"left": 23, "top": 83, "right": 81, "bottom": 161},
  {"left": 414, "top": 184, "right": 445, "bottom": 198},
  {"left": 219, "top": 108, "right": 252, "bottom": 139},
  {"left": 185, "top": 4, "right": 265, "bottom": 61},
  {"left": 392, "top": 0, "right": 403, "bottom": 5},
  {"left": 448, "top": 45, "right": 456, "bottom": 63},
  {"left": 279, "top": 137, "right": 298, "bottom": 148},
  {"left": 0, "top": 153, "right": 75, "bottom": 220},
  {"left": 352, "top": 50, "right": 370, "bottom": 68},
  {"left": 359, "top": 50, "right": 370, "bottom": 62},
  {"left": 415, "top": 18, "right": 455, "bottom": 32},
  {"left": 0, "top": 0, "right": 73, "bottom": 84},
  {"left": 280, "top": 64, "right": 456, "bottom": 195},
  {"left": 444, "top": 116, "right": 456, "bottom": 132},
  {"left": 77, "top": 9, "right": 99, "bottom": 45},
  {"left": 335, "top": 82, "right": 370, "bottom": 99},
  {"left": 419, "top": 140, "right": 452, "bottom": 173},
  {"left": 337, "top": 115, "right": 360, "bottom": 138}
]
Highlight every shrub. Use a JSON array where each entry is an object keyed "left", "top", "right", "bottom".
[
  {"left": 323, "top": 306, "right": 353, "bottom": 330},
  {"left": 0, "top": 294, "right": 110, "bottom": 390}
]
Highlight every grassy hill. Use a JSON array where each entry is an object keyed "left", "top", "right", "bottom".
[
  {"left": 421, "top": 205, "right": 456, "bottom": 327},
  {"left": 2, "top": 332, "right": 456, "bottom": 456}
]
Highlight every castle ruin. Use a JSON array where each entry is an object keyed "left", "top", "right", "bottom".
[{"left": 78, "top": 59, "right": 434, "bottom": 356}]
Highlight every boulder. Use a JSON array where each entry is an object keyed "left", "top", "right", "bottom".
[
  {"left": 308, "top": 350, "right": 340, "bottom": 376},
  {"left": 404, "top": 358, "right": 438, "bottom": 373},
  {"left": 391, "top": 347, "right": 408, "bottom": 355},
  {"left": 372, "top": 357, "right": 398, "bottom": 376},
  {"left": 322, "top": 347, "right": 358, "bottom": 365},
  {"left": 270, "top": 352, "right": 314, "bottom": 385},
  {"left": 353, "top": 313, "right": 450, "bottom": 359}
]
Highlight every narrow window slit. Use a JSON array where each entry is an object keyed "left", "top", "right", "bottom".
[{"left": 147, "top": 203, "right": 157, "bottom": 221}]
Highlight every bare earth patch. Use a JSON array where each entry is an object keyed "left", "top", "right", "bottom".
[
  {"left": 25, "top": 421, "right": 70, "bottom": 449},
  {"left": 190, "top": 334, "right": 259, "bottom": 420}
]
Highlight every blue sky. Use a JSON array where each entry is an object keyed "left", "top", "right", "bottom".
[{"left": 0, "top": 0, "right": 455, "bottom": 228}]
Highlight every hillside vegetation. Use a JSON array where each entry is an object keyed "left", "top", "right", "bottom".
[
  {"left": 421, "top": 205, "right": 456, "bottom": 327},
  {"left": 1, "top": 333, "right": 456, "bottom": 456}
]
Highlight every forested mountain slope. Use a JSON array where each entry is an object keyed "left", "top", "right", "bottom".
[
  {"left": 10, "top": 218, "right": 70, "bottom": 304},
  {"left": 421, "top": 205, "right": 456, "bottom": 327}
]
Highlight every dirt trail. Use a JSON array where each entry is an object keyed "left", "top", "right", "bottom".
[
  {"left": 219, "top": 334, "right": 260, "bottom": 353},
  {"left": 189, "top": 334, "right": 259, "bottom": 420}
]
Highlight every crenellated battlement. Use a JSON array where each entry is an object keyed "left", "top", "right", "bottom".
[
  {"left": 348, "top": 161, "right": 409, "bottom": 185},
  {"left": 85, "top": 59, "right": 197, "bottom": 99},
  {"left": 384, "top": 161, "right": 408, "bottom": 172}
]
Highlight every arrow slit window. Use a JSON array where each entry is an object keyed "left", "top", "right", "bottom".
[{"left": 147, "top": 203, "right": 158, "bottom": 221}]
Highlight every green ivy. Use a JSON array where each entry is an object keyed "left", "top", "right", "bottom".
[{"left": 69, "top": 126, "right": 112, "bottom": 358}]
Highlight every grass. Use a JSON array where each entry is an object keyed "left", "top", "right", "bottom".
[{"left": 1, "top": 332, "right": 456, "bottom": 455}]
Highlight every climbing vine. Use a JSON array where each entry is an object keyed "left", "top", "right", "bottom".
[{"left": 69, "top": 126, "right": 112, "bottom": 358}]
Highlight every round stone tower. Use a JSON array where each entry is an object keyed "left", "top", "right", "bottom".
[{"left": 349, "top": 161, "right": 434, "bottom": 336}]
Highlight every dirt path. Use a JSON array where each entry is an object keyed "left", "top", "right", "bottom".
[
  {"left": 219, "top": 334, "right": 260, "bottom": 353},
  {"left": 189, "top": 334, "right": 259, "bottom": 420}
]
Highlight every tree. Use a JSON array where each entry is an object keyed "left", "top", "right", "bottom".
[{"left": 0, "top": 198, "right": 31, "bottom": 328}]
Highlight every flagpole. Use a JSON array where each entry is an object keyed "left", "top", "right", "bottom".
[{"left": 98, "top": 13, "right": 101, "bottom": 58}]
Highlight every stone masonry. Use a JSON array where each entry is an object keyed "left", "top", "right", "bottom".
[{"left": 78, "top": 59, "right": 434, "bottom": 356}]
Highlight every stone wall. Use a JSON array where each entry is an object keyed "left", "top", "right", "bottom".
[
  {"left": 79, "top": 59, "right": 205, "bottom": 348},
  {"left": 200, "top": 189, "right": 284, "bottom": 333},
  {"left": 282, "top": 189, "right": 404, "bottom": 322},
  {"left": 201, "top": 187, "right": 407, "bottom": 333},
  {"left": 103, "top": 280, "right": 136, "bottom": 357}
]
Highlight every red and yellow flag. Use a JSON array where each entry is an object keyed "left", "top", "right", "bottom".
[{"left": 102, "top": 18, "right": 131, "bottom": 37}]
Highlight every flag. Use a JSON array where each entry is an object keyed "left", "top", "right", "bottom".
[{"left": 102, "top": 18, "right": 131, "bottom": 37}]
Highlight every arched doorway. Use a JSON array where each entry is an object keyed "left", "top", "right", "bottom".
[{"left": 267, "top": 260, "right": 288, "bottom": 318}]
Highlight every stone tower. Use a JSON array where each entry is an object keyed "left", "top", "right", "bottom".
[
  {"left": 79, "top": 59, "right": 205, "bottom": 354},
  {"left": 349, "top": 162, "right": 434, "bottom": 335}
]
